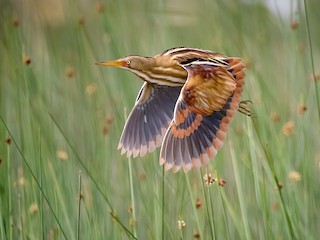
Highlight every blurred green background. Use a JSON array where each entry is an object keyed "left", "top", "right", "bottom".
[{"left": 1, "top": 0, "right": 320, "bottom": 239}]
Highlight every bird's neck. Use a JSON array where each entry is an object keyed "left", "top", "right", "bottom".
[{"left": 132, "top": 57, "right": 187, "bottom": 86}]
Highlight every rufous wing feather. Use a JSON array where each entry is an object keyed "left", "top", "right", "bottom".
[{"left": 160, "top": 58, "right": 245, "bottom": 172}]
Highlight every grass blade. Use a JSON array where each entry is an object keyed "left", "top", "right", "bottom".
[
  {"left": 77, "top": 171, "right": 82, "bottom": 240},
  {"left": 185, "top": 173, "right": 202, "bottom": 237},
  {"left": 303, "top": 0, "right": 320, "bottom": 123},
  {"left": 0, "top": 198, "right": 8, "bottom": 240},
  {"left": 252, "top": 120, "right": 298, "bottom": 239},
  {"left": 6, "top": 136, "right": 12, "bottom": 240},
  {"left": 199, "top": 169, "right": 215, "bottom": 239},
  {"left": 128, "top": 155, "right": 137, "bottom": 238},
  {"left": 0, "top": 116, "right": 68, "bottom": 239},
  {"left": 49, "top": 113, "right": 113, "bottom": 211},
  {"left": 162, "top": 165, "right": 165, "bottom": 240},
  {"left": 109, "top": 212, "right": 138, "bottom": 240},
  {"left": 49, "top": 113, "right": 137, "bottom": 238},
  {"left": 218, "top": 185, "right": 231, "bottom": 240},
  {"left": 124, "top": 108, "right": 137, "bottom": 238},
  {"left": 38, "top": 129, "right": 45, "bottom": 240},
  {"left": 229, "top": 140, "right": 251, "bottom": 240}
]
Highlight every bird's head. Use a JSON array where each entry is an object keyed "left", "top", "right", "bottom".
[
  {"left": 96, "top": 55, "right": 153, "bottom": 72},
  {"left": 97, "top": 54, "right": 187, "bottom": 84}
]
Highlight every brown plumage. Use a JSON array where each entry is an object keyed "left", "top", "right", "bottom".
[
  {"left": 160, "top": 59, "right": 245, "bottom": 172},
  {"left": 97, "top": 47, "right": 247, "bottom": 172}
]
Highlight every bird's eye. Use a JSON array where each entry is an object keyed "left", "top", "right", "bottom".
[{"left": 126, "top": 60, "right": 131, "bottom": 65}]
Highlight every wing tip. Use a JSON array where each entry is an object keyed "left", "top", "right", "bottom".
[
  {"left": 119, "top": 131, "right": 166, "bottom": 158},
  {"left": 118, "top": 142, "right": 122, "bottom": 150},
  {"left": 148, "top": 140, "right": 157, "bottom": 153},
  {"left": 159, "top": 157, "right": 165, "bottom": 165},
  {"left": 200, "top": 153, "right": 210, "bottom": 165},
  {"left": 139, "top": 145, "right": 148, "bottom": 157},
  {"left": 165, "top": 162, "right": 173, "bottom": 171},
  {"left": 126, "top": 149, "right": 132, "bottom": 158},
  {"left": 172, "top": 164, "right": 182, "bottom": 173},
  {"left": 132, "top": 148, "right": 139, "bottom": 158},
  {"left": 192, "top": 158, "right": 202, "bottom": 169},
  {"left": 183, "top": 163, "right": 192, "bottom": 172}
]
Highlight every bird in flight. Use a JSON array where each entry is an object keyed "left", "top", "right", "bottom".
[{"left": 97, "top": 47, "right": 246, "bottom": 172}]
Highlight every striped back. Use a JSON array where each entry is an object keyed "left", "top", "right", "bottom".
[{"left": 131, "top": 47, "right": 225, "bottom": 86}]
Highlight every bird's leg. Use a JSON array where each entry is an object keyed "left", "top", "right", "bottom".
[{"left": 238, "top": 100, "right": 253, "bottom": 117}]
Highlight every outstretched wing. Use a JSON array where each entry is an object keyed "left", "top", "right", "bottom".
[
  {"left": 160, "top": 58, "right": 245, "bottom": 172},
  {"left": 118, "top": 83, "right": 181, "bottom": 158}
]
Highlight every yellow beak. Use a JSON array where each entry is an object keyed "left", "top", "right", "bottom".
[{"left": 95, "top": 60, "right": 126, "bottom": 67}]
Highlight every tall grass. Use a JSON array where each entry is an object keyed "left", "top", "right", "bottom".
[{"left": 1, "top": 0, "right": 320, "bottom": 239}]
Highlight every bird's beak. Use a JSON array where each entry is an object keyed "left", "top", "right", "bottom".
[{"left": 95, "top": 60, "right": 127, "bottom": 67}]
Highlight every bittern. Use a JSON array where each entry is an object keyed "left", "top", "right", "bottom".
[{"left": 97, "top": 47, "right": 246, "bottom": 172}]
